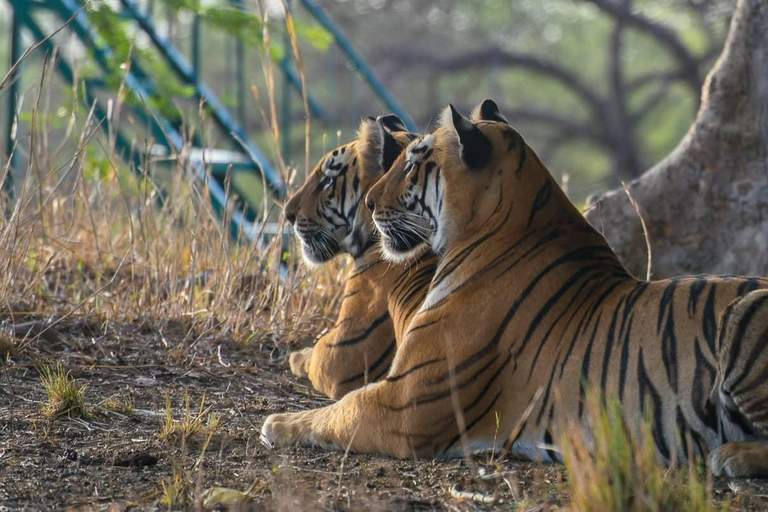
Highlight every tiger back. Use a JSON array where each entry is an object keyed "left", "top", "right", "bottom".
[
  {"left": 264, "top": 101, "right": 768, "bottom": 479},
  {"left": 284, "top": 116, "right": 437, "bottom": 400}
]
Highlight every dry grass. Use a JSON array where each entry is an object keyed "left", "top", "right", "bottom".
[
  {"left": 158, "top": 390, "right": 220, "bottom": 447},
  {"left": 561, "top": 390, "right": 720, "bottom": 512},
  {"left": 38, "top": 362, "right": 89, "bottom": 418},
  {"left": 102, "top": 393, "right": 135, "bottom": 415},
  {"left": 159, "top": 469, "right": 188, "bottom": 510},
  {"left": 0, "top": 38, "right": 344, "bottom": 362},
  {"left": 1, "top": 13, "right": 748, "bottom": 512}
]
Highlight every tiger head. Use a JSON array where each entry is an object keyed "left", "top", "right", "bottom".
[
  {"left": 366, "top": 99, "right": 555, "bottom": 260},
  {"left": 284, "top": 115, "right": 416, "bottom": 265}
]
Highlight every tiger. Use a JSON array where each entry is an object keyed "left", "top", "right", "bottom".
[
  {"left": 262, "top": 99, "right": 768, "bottom": 478},
  {"left": 283, "top": 115, "right": 437, "bottom": 400}
]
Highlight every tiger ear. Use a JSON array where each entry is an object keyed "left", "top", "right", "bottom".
[
  {"left": 376, "top": 116, "right": 403, "bottom": 172},
  {"left": 447, "top": 104, "right": 492, "bottom": 169},
  {"left": 378, "top": 114, "right": 408, "bottom": 133},
  {"left": 471, "top": 99, "right": 509, "bottom": 125}
]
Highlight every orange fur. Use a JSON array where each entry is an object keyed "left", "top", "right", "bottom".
[
  {"left": 266, "top": 102, "right": 768, "bottom": 477},
  {"left": 284, "top": 118, "right": 436, "bottom": 399}
]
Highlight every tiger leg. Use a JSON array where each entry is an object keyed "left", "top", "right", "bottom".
[
  {"left": 261, "top": 380, "right": 421, "bottom": 458},
  {"left": 711, "top": 290, "right": 768, "bottom": 476},
  {"left": 293, "top": 331, "right": 395, "bottom": 400},
  {"left": 710, "top": 441, "right": 768, "bottom": 477},
  {"left": 289, "top": 347, "right": 313, "bottom": 378}
]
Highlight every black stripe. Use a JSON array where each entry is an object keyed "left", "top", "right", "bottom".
[
  {"left": 737, "top": 278, "right": 762, "bottom": 295},
  {"left": 329, "top": 312, "right": 390, "bottom": 347},
  {"left": 338, "top": 339, "right": 396, "bottom": 385},
  {"left": 691, "top": 337, "right": 719, "bottom": 435},
  {"left": 430, "top": 202, "right": 514, "bottom": 290},
  {"left": 526, "top": 180, "right": 553, "bottom": 229},
  {"left": 617, "top": 316, "right": 634, "bottom": 401},
  {"left": 542, "top": 429, "right": 559, "bottom": 463},
  {"left": 657, "top": 279, "right": 680, "bottom": 392},
  {"left": 559, "top": 279, "right": 625, "bottom": 379},
  {"left": 524, "top": 265, "right": 609, "bottom": 375},
  {"left": 617, "top": 283, "right": 648, "bottom": 399},
  {"left": 676, "top": 406, "right": 690, "bottom": 462},
  {"left": 386, "top": 357, "right": 445, "bottom": 382},
  {"left": 578, "top": 312, "right": 603, "bottom": 418},
  {"left": 404, "top": 317, "right": 444, "bottom": 336},
  {"left": 444, "top": 390, "right": 503, "bottom": 453},
  {"left": 727, "top": 314, "right": 768, "bottom": 394},
  {"left": 535, "top": 362, "right": 560, "bottom": 425},
  {"left": 530, "top": 270, "right": 604, "bottom": 374},
  {"left": 598, "top": 300, "right": 624, "bottom": 395},
  {"left": 388, "top": 352, "right": 511, "bottom": 412},
  {"left": 722, "top": 294, "right": 768, "bottom": 379},
  {"left": 438, "top": 246, "right": 620, "bottom": 386},
  {"left": 687, "top": 277, "right": 708, "bottom": 317},
  {"left": 701, "top": 285, "right": 718, "bottom": 355},
  {"left": 637, "top": 349, "right": 670, "bottom": 461}
]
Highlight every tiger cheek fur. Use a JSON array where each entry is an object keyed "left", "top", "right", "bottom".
[{"left": 265, "top": 100, "right": 768, "bottom": 477}]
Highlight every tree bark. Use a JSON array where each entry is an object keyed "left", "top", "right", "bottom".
[{"left": 585, "top": 0, "right": 768, "bottom": 279}]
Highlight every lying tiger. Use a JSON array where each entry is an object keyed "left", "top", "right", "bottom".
[
  {"left": 265, "top": 99, "right": 768, "bottom": 478},
  {"left": 284, "top": 115, "right": 437, "bottom": 399}
]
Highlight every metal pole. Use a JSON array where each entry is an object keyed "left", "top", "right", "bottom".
[
  {"left": 5, "top": 3, "right": 22, "bottom": 199},
  {"left": 299, "top": 0, "right": 417, "bottom": 132},
  {"left": 231, "top": 0, "right": 246, "bottom": 130},
  {"left": 192, "top": 10, "right": 200, "bottom": 77}
]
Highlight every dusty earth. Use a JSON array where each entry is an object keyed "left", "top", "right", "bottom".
[{"left": 2, "top": 316, "right": 768, "bottom": 511}]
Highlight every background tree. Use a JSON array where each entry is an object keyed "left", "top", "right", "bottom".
[
  {"left": 585, "top": 0, "right": 768, "bottom": 278},
  {"left": 1, "top": 0, "right": 734, "bottom": 205}
]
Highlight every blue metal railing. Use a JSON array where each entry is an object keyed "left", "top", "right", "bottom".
[
  {"left": 298, "top": 0, "right": 417, "bottom": 132},
  {"left": 3, "top": 0, "right": 418, "bottom": 242}
]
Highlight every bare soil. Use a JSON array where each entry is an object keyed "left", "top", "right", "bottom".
[{"left": 2, "top": 316, "right": 768, "bottom": 511}]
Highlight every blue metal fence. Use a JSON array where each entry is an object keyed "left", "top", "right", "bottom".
[{"left": 2, "top": 0, "right": 416, "bottom": 242}]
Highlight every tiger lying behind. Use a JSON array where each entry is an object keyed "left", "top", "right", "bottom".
[
  {"left": 264, "top": 99, "right": 768, "bottom": 478},
  {"left": 284, "top": 115, "right": 437, "bottom": 400}
]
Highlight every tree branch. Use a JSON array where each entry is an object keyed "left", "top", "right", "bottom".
[
  {"left": 379, "top": 47, "right": 608, "bottom": 120},
  {"left": 580, "top": 0, "right": 703, "bottom": 93}
]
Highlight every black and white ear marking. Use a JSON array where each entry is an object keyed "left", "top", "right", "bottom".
[
  {"left": 376, "top": 117, "right": 403, "bottom": 172},
  {"left": 322, "top": 146, "right": 350, "bottom": 178},
  {"left": 378, "top": 114, "right": 408, "bottom": 133},
  {"left": 448, "top": 104, "right": 492, "bottom": 169},
  {"left": 472, "top": 99, "right": 509, "bottom": 125}
]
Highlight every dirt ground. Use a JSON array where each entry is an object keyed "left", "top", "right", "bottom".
[{"left": 3, "top": 317, "right": 768, "bottom": 511}]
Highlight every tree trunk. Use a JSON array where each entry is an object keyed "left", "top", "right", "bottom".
[{"left": 586, "top": 0, "right": 768, "bottom": 279}]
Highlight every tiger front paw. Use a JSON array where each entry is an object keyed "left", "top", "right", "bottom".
[
  {"left": 289, "top": 347, "right": 313, "bottom": 378},
  {"left": 261, "top": 411, "right": 322, "bottom": 449},
  {"left": 709, "top": 441, "right": 768, "bottom": 478}
]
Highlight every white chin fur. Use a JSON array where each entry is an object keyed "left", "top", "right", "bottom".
[
  {"left": 300, "top": 245, "right": 330, "bottom": 268},
  {"left": 379, "top": 236, "right": 429, "bottom": 263}
]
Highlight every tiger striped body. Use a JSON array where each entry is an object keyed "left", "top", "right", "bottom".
[
  {"left": 264, "top": 101, "right": 768, "bottom": 476},
  {"left": 398, "top": 222, "right": 767, "bottom": 461},
  {"left": 290, "top": 250, "right": 436, "bottom": 399},
  {"left": 285, "top": 116, "right": 436, "bottom": 399}
]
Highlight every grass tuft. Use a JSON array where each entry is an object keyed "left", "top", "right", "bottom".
[
  {"left": 158, "top": 391, "right": 220, "bottom": 447},
  {"left": 159, "top": 469, "right": 188, "bottom": 510},
  {"left": 39, "top": 363, "right": 90, "bottom": 419},
  {"left": 102, "top": 394, "right": 135, "bottom": 415},
  {"left": 0, "top": 333, "right": 16, "bottom": 360},
  {"left": 561, "top": 390, "right": 718, "bottom": 512}
]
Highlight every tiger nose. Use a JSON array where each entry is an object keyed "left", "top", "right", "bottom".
[
  {"left": 365, "top": 196, "right": 375, "bottom": 213},
  {"left": 284, "top": 210, "right": 297, "bottom": 225}
]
